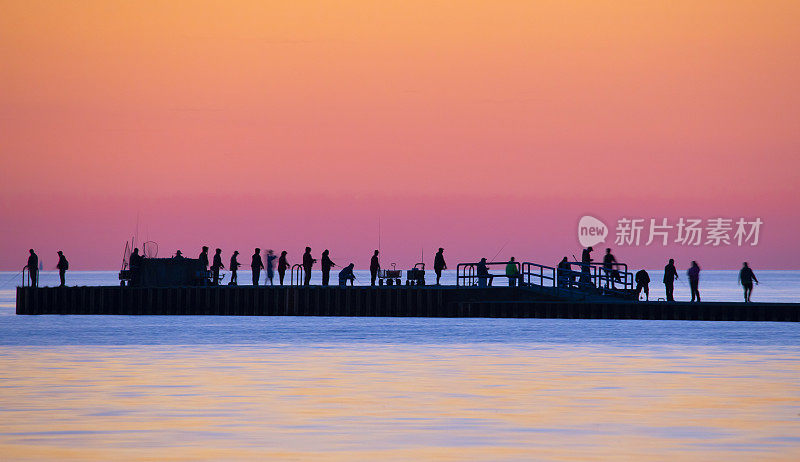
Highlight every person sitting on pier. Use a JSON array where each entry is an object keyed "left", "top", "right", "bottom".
[
  {"left": 252, "top": 248, "right": 264, "bottom": 286},
  {"left": 603, "top": 248, "right": 622, "bottom": 288},
  {"left": 687, "top": 261, "right": 701, "bottom": 302},
  {"left": 56, "top": 251, "right": 69, "bottom": 287},
  {"left": 738, "top": 262, "right": 759, "bottom": 302},
  {"left": 557, "top": 257, "right": 571, "bottom": 288},
  {"left": 278, "top": 251, "right": 289, "bottom": 285},
  {"left": 505, "top": 257, "right": 521, "bottom": 287},
  {"left": 663, "top": 258, "right": 678, "bottom": 301},
  {"left": 477, "top": 258, "right": 493, "bottom": 287},
  {"left": 266, "top": 250, "right": 277, "bottom": 286},
  {"left": 229, "top": 250, "right": 241, "bottom": 285},
  {"left": 211, "top": 248, "right": 224, "bottom": 285},
  {"left": 199, "top": 246, "right": 209, "bottom": 269},
  {"left": 25, "top": 249, "right": 39, "bottom": 287},
  {"left": 302, "top": 247, "right": 316, "bottom": 286},
  {"left": 579, "top": 246, "right": 593, "bottom": 287},
  {"left": 370, "top": 250, "right": 380, "bottom": 286},
  {"left": 338, "top": 263, "right": 356, "bottom": 286},
  {"left": 434, "top": 248, "right": 447, "bottom": 285},
  {"left": 635, "top": 269, "right": 650, "bottom": 301},
  {"left": 321, "top": 249, "right": 335, "bottom": 286}
]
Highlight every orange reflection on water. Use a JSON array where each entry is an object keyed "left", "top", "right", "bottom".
[{"left": 1, "top": 345, "right": 799, "bottom": 460}]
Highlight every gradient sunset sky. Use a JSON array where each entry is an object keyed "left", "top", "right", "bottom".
[{"left": 1, "top": 1, "right": 798, "bottom": 270}]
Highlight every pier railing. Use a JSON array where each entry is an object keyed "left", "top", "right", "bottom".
[
  {"left": 290, "top": 264, "right": 305, "bottom": 286},
  {"left": 457, "top": 261, "right": 521, "bottom": 287},
  {"left": 564, "top": 261, "right": 634, "bottom": 296},
  {"left": 521, "top": 262, "right": 557, "bottom": 288}
]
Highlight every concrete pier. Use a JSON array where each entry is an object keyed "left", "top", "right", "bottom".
[{"left": 15, "top": 286, "right": 800, "bottom": 321}]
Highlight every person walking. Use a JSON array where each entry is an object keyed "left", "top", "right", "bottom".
[
  {"left": 370, "top": 250, "right": 380, "bottom": 286},
  {"left": 251, "top": 248, "right": 264, "bottom": 286},
  {"left": 265, "top": 250, "right": 277, "bottom": 286},
  {"left": 434, "top": 248, "right": 447, "bottom": 285},
  {"left": 302, "top": 247, "right": 316, "bottom": 286},
  {"left": 56, "top": 251, "right": 69, "bottom": 287},
  {"left": 635, "top": 269, "right": 650, "bottom": 301},
  {"left": 229, "top": 250, "right": 241, "bottom": 285},
  {"left": 321, "top": 249, "right": 335, "bottom": 286},
  {"left": 211, "top": 248, "right": 224, "bottom": 285},
  {"left": 738, "top": 262, "right": 759, "bottom": 302},
  {"left": 687, "top": 261, "right": 701, "bottom": 302},
  {"left": 278, "top": 251, "right": 289, "bottom": 285},
  {"left": 663, "top": 258, "right": 678, "bottom": 301},
  {"left": 25, "top": 249, "right": 39, "bottom": 287}
]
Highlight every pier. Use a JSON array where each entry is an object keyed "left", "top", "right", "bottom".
[{"left": 15, "top": 285, "right": 800, "bottom": 321}]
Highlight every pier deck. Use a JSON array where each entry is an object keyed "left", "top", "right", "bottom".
[{"left": 15, "top": 286, "right": 800, "bottom": 321}]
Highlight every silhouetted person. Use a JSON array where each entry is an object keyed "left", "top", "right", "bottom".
[
  {"left": 251, "top": 248, "right": 264, "bottom": 286},
  {"left": 370, "top": 250, "right": 380, "bottom": 286},
  {"left": 25, "top": 249, "right": 39, "bottom": 287},
  {"left": 505, "top": 257, "right": 520, "bottom": 287},
  {"left": 266, "top": 250, "right": 277, "bottom": 286},
  {"left": 199, "top": 246, "right": 209, "bottom": 269},
  {"left": 174, "top": 250, "right": 183, "bottom": 258},
  {"left": 278, "top": 251, "right": 289, "bottom": 285},
  {"left": 321, "top": 249, "right": 335, "bottom": 286},
  {"left": 434, "top": 248, "right": 447, "bottom": 285},
  {"left": 338, "top": 263, "right": 356, "bottom": 286},
  {"left": 129, "top": 248, "right": 143, "bottom": 268},
  {"left": 663, "top": 258, "right": 678, "bottom": 301},
  {"left": 603, "top": 248, "right": 621, "bottom": 288},
  {"left": 56, "top": 251, "right": 69, "bottom": 287},
  {"left": 580, "top": 246, "right": 593, "bottom": 286},
  {"left": 477, "top": 257, "right": 493, "bottom": 287},
  {"left": 687, "top": 261, "right": 701, "bottom": 302},
  {"left": 211, "top": 248, "right": 224, "bottom": 285},
  {"left": 302, "top": 247, "right": 316, "bottom": 286},
  {"left": 230, "top": 250, "right": 241, "bottom": 285},
  {"left": 635, "top": 269, "right": 650, "bottom": 301},
  {"left": 739, "top": 262, "right": 759, "bottom": 302},
  {"left": 557, "top": 257, "right": 571, "bottom": 287}
]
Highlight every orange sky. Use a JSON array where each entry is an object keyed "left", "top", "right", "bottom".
[{"left": 1, "top": 1, "right": 799, "bottom": 269}]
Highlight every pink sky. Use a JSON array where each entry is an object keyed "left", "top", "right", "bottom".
[{"left": 1, "top": 1, "right": 799, "bottom": 270}]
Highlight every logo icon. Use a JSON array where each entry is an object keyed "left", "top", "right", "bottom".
[{"left": 578, "top": 215, "right": 608, "bottom": 248}]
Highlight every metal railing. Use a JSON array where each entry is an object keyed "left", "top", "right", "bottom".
[
  {"left": 560, "top": 261, "right": 634, "bottom": 296},
  {"left": 521, "top": 262, "right": 557, "bottom": 288},
  {"left": 456, "top": 261, "right": 521, "bottom": 287},
  {"left": 290, "top": 264, "right": 305, "bottom": 286}
]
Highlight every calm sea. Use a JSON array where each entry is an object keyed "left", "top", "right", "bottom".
[{"left": 0, "top": 271, "right": 798, "bottom": 460}]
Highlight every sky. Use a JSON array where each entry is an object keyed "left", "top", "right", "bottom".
[{"left": 1, "top": 0, "right": 799, "bottom": 270}]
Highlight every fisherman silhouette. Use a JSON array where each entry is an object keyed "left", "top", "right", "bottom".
[
  {"left": 505, "top": 256, "right": 520, "bottom": 287},
  {"left": 663, "top": 258, "right": 678, "bottom": 301},
  {"left": 266, "top": 249, "right": 277, "bottom": 286},
  {"left": 211, "top": 248, "right": 224, "bottom": 285},
  {"left": 302, "top": 247, "right": 316, "bottom": 286},
  {"left": 739, "top": 262, "right": 759, "bottom": 302},
  {"left": 370, "top": 250, "right": 380, "bottom": 286},
  {"left": 56, "top": 251, "right": 69, "bottom": 287},
  {"left": 321, "top": 249, "right": 336, "bottom": 286},
  {"left": 580, "top": 246, "right": 593, "bottom": 286},
  {"left": 557, "top": 257, "right": 571, "bottom": 287},
  {"left": 603, "top": 248, "right": 621, "bottom": 288},
  {"left": 338, "top": 263, "right": 356, "bottom": 286},
  {"left": 434, "top": 248, "right": 447, "bottom": 285},
  {"left": 278, "top": 251, "right": 289, "bottom": 285},
  {"left": 24, "top": 249, "right": 39, "bottom": 287},
  {"left": 229, "top": 250, "right": 241, "bottom": 285},
  {"left": 199, "top": 246, "right": 209, "bottom": 269},
  {"left": 635, "top": 269, "right": 650, "bottom": 301},
  {"left": 687, "top": 261, "right": 701, "bottom": 302},
  {"left": 477, "top": 257, "right": 493, "bottom": 287},
  {"left": 251, "top": 248, "right": 264, "bottom": 286}
]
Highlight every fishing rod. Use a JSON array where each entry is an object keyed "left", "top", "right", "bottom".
[
  {"left": 0, "top": 269, "right": 25, "bottom": 288},
  {"left": 490, "top": 241, "right": 509, "bottom": 262}
]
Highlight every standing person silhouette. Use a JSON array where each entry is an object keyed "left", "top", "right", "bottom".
[
  {"left": 302, "top": 247, "right": 316, "bottom": 286},
  {"left": 580, "top": 246, "right": 593, "bottom": 286},
  {"left": 265, "top": 250, "right": 277, "bottom": 286},
  {"left": 603, "top": 248, "right": 621, "bottom": 288},
  {"left": 278, "top": 251, "right": 289, "bottom": 285},
  {"left": 321, "top": 249, "right": 336, "bottom": 286},
  {"left": 663, "top": 258, "right": 678, "bottom": 301},
  {"left": 687, "top": 261, "right": 701, "bottom": 302},
  {"left": 25, "top": 249, "right": 39, "bottom": 287},
  {"left": 738, "top": 262, "right": 759, "bottom": 302},
  {"left": 229, "top": 251, "right": 241, "bottom": 285},
  {"left": 251, "top": 248, "right": 264, "bottom": 286},
  {"left": 434, "top": 248, "right": 447, "bottom": 285},
  {"left": 211, "top": 248, "right": 224, "bottom": 285},
  {"left": 370, "top": 250, "right": 380, "bottom": 286},
  {"left": 199, "top": 246, "right": 209, "bottom": 269},
  {"left": 557, "top": 257, "right": 571, "bottom": 287},
  {"left": 56, "top": 251, "right": 69, "bottom": 287}
]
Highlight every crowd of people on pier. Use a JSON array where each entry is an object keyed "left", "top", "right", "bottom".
[{"left": 21, "top": 246, "right": 761, "bottom": 302}]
